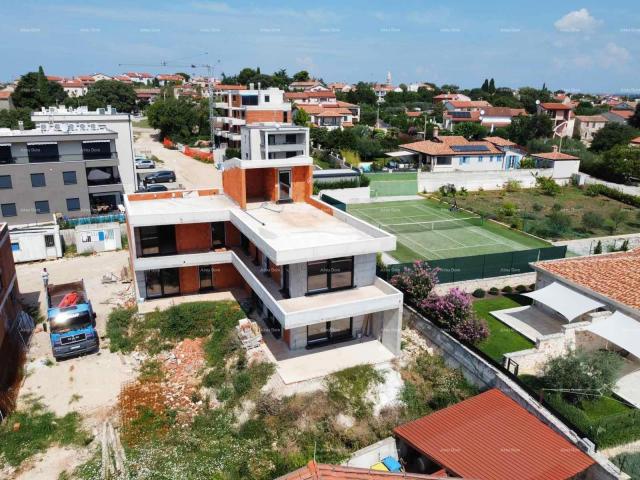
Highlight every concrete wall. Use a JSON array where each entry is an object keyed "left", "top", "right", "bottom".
[
  {"left": 553, "top": 232, "right": 640, "bottom": 256},
  {"left": 403, "top": 304, "right": 623, "bottom": 480},
  {"left": 418, "top": 168, "right": 554, "bottom": 193},
  {"left": 75, "top": 223, "right": 122, "bottom": 253},
  {"left": 432, "top": 272, "right": 536, "bottom": 295}
]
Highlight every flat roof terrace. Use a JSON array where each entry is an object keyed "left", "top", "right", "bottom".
[
  {"left": 125, "top": 190, "right": 237, "bottom": 227},
  {"left": 232, "top": 201, "right": 396, "bottom": 264}
]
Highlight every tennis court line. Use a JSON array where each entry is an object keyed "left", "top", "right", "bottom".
[
  {"left": 413, "top": 203, "right": 459, "bottom": 221},
  {"left": 398, "top": 233, "right": 444, "bottom": 259},
  {"left": 469, "top": 226, "right": 520, "bottom": 251}
]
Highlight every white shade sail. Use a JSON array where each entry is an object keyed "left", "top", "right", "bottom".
[
  {"left": 522, "top": 282, "right": 605, "bottom": 322},
  {"left": 586, "top": 311, "right": 640, "bottom": 359}
]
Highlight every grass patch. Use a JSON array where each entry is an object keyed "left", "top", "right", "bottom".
[
  {"left": 133, "top": 118, "right": 150, "bottom": 128},
  {"left": 340, "top": 149, "right": 361, "bottom": 167},
  {"left": 0, "top": 401, "right": 90, "bottom": 468},
  {"left": 474, "top": 296, "right": 534, "bottom": 363},
  {"left": 612, "top": 452, "right": 640, "bottom": 479},
  {"left": 313, "top": 154, "right": 332, "bottom": 170},
  {"left": 325, "top": 365, "right": 384, "bottom": 418}
]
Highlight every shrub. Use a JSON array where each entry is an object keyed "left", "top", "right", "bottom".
[
  {"left": 106, "top": 307, "right": 137, "bottom": 353},
  {"left": 594, "top": 240, "right": 603, "bottom": 254},
  {"left": 584, "top": 183, "right": 640, "bottom": 208},
  {"left": 390, "top": 261, "right": 439, "bottom": 303},
  {"left": 584, "top": 184, "right": 601, "bottom": 197},
  {"left": 535, "top": 175, "right": 561, "bottom": 196},
  {"left": 519, "top": 157, "right": 536, "bottom": 169},
  {"left": 325, "top": 364, "right": 384, "bottom": 418},
  {"left": 501, "top": 285, "right": 513, "bottom": 293},
  {"left": 421, "top": 288, "right": 472, "bottom": 329},
  {"left": 232, "top": 371, "right": 251, "bottom": 397},
  {"left": 499, "top": 202, "right": 518, "bottom": 217},
  {"left": 515, "top": 285, "right": 527, "bottom": 293},
  {"left": 532, "top": 202, "right": 544, "bottom": 212},
  {"left": 225, "top": 147, "right": 240, "bottom": 159},
  {"left": 545, "top": 210, "right": 572, "bottom": 238},
  {"left": 542, "top": 350, "right": 623, "bottom": 403},
  {"left": 451, "top": 316, "right": 489, "bottom": 345},
  {"left": 581, "top": 211, "right": 604, "bottom": 232},
  {"left": 489, "top": 287, "right": 500, "bottom": 295},
  {"left": 504, "top": 180, "right": 521, "bottom": 192},
  {"left": 472, "top": 288, "right": 485, "bottom": 298}
]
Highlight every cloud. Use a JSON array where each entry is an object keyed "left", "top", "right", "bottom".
[
  {"left": 599, "top": 42, "right": 631, "bottom": 68},
  {"left": 554, "top": 9, "right": 601, "bottom": 32}
]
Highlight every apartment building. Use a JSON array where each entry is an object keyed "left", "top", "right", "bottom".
[
  {"left": 537, "top": 102, "right": 575, "bottom": 137},
  {"left": 0, "top": 123, "right": 124, "bottom": 225},
  {"left": 212, "top": 86, "right": 292, "bottom": 148},
  {"left": 0, "top": 222, "right": 26, "bottom": 416},
  {"left": 124, "top": 124, "right": 402, "bottom": 354},
  {"left": 31, "top": 105, "right": 136, "bottom": 193}
]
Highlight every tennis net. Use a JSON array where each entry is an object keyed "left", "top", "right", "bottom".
[{"left": 382, "top": 216, "right": 483, "bottom": 234}]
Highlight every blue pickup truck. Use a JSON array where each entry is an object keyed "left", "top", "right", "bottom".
[{"left": 44, "top": 280, "right": 99, "bottom": 360}]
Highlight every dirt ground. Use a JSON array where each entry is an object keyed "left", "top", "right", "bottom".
[
  {"left": 133, "top": 128, "right": 222, "bottom": 190},
  {"left": 10, "top": 251, "right": 141, "bottom": 480}
]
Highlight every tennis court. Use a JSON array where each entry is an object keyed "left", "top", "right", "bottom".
[
  {"left": 348, "top": 199, "right": 549, "bottom": 262},
  {"left": 366, "top": 172, "right": 418, "bottom": 197}
]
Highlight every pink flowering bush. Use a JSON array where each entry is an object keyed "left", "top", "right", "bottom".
[
  {"left": 390, "top": 261, "right": 439, "bottom": 302},
  {"left": 421, "top": 288, "right": 472, "bottom": 329},
  {"left": 451, "top": 316, "right": 489, "bottom": 344}
]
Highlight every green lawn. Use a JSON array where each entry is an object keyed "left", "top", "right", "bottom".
[
  {"left": 313, "top": 154, "right": 332, "bottom": 170},
  {"left": 474, "top": 296, "right": 534, "bottom": 363},
  {"left": 366, "top": 172, "right": 418, "bottom": 181},
  {"left": 452, "top": 186, "right": 640, "bottom": 240},
  {"left": 133, "top": 118, "right": 151, "bottom": 128}
]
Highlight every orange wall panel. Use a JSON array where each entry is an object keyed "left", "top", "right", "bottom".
[
  {"left": 291, "top": 166, "right": 312, "bottom": 201},
  {"left": 225, "top": 222, "right": 241, "bottom": 246},
  {"left": 179, "top": 266, "right": 200, "bottom": 294},
  {"left": 175, "top": 223, "right": 211, "bottom": 253},
  {"left": 222, "top": 167, "right": 246, "bottom": 208},
  {"left": 213, "top": 263, "right": 244, "bottom": 289},
  {"left": 245, "top": 110, "right": 285, "bottom": 124}
]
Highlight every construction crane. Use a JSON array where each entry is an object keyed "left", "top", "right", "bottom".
[{"left": 119, "top": 53, "right": 221, "bottom": 161}]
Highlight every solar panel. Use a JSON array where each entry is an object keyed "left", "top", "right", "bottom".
[
  {"left": 451, "top": 111, "right": 471, "bottom": 118},
  {"left": 451, "top": 145, "right": 490, "bottom": 152}
]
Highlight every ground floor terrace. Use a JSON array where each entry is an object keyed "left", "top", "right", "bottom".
[{"left": 132, "top": 246, "right": 402, "bottom": 358}]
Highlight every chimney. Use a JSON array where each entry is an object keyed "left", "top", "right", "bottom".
[
  {"left": 433, "top": 126, "right": 439, "bottom": 138},
  {"left": 106, "top": 105, "right": 112, "bottom": 113},
  {"left": 249, "top": 82, "right": 254, "bottom": 90},
  {"left": 18, "top": 121, "right": 24, "bottom": 131},
  {"left": 257, "top": 82, "right": 261, "bottom": 91},
  {"left": 552, "top": 145, "right": 558, "bottom": 153}
]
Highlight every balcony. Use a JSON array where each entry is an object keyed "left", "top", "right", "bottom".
[{"left": 133, "top": 249, "right": 233, "bottom": 271}]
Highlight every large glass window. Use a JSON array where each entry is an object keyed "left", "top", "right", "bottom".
[
  {"left": 241, "top": 95, "right": 259, "bottom": 106},
  {"left": 144, "top": 268, "right": 180, "bottom": 298},
  {"left": 0, "top": 175, "right": 11, "bottom": 189},
  {"left": 86, "top": 166, "right": 120, "bottom": 185},
  {"left": 436, "top": 157, "right": 452, "bottom": 165},
  {"left": 138, "top": 225, "right": 176, "bottom": 257},
  {"left": 82, "top": 141, "right": 111, "bottom": 160},
  {"left": 63, "top": 171, "right": 77, "bottom": 185},
  {"left": 66, "top": 198, "right": 81, "bottom": 211},
  {"left": 30, "top": 173, "right": 46, "bottom": 187},
  {"left": 307, "top": 257, "right": 354, "bottom": 294},
  {"left": 27, "top": 143, "right": 59, "bottom": 163},
  {"left": 35, "top": 200, "right": 50, "bottom": 214}
]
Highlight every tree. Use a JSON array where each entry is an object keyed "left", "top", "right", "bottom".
[
  {"left": 452, "top": 122, "right": 488, "bottom": 140},
  {"left": 481, "top": 79, "right": 489, "bottom": 92},
  {"left": 600, "top": 146, "right": 640, "bottom": 183},
  {"left": 11, "top": 67, "right": 67, "bottom": 109},
  {"left": 630, "top": 104, "right": 640, "bottom": 129},
  {"left": 581, "top": 211, "right": 604, "bottom": 232},
  {"left": 0, "top": 108, "right": 35, "bottom": 129},
  {"left": 147, "top": 97, "right": 206, "bottom": 143},
  {"left": 606, "top": 208, "right": 630, "bottom": 233},
  {"left": 292, "top": 70, "right": 310, "bottom": 82},
  {"left": 345, "top": 82, "right": 377, "bottom": 106},
  {"left": 518, "top": 86, "right": 552, "bottom": 114},
  {"left": 451, "top": 316, "right": 489, "bottom": 345},
  {"left": 505, "top": 114, "right": 553, "bottom": 145},
  {"left": 590, "top": 123, "right": 640, "bottom": 153},
  {"left": 488, "top": 78, "right": 496, "bottom": 94},
  {"left": 175, "top": 72, "right": 191, "bottom": 82},
  {"left": 293, "top": 108, "right": 310, "bottom": 126},
  {"left": 536, "top": 175, "right": 561, "bottom": 196},
  {"left": 542, "top": 349, "right": 623, "bottom": 403},
  {"left": 440, "top": 84, "right": 459, "bottom": 93},
  {"left": 77, "top": 80, "right": 138, "bottom": 113}
]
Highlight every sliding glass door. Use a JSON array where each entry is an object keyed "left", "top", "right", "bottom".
[{"left": 306, "top": 318, "right": 353, "bottom": 347}]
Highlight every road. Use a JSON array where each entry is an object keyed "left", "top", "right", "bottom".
[{"left": 133, "top": 128, "right": 222, "bottom": 190}]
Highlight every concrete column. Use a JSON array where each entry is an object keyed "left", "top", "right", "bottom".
[{"left": 379, "top": 306, "right": 402, "bottom": 356}]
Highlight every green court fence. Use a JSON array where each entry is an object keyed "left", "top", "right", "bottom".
[
  {"left": 320, "top": 193, "right": 347, "bottom": 211},
  {"left": 379, "top": 246, "right": 568, "bottom": 284},
  {"left": 369, "top": 180, "right": 418, "bottom": 197}
]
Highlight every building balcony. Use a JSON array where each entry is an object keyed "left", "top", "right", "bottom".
[{"left": 133, "top": 249, "right": 233, "bottom": 271}]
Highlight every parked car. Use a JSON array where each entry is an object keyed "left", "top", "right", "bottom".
[
  {"left": 144, "top": 184, "right": 168, "bottom": 192},
  {"left": 143, "top": 170, "right": 176, "bottom": 184},
  {"left": 135, "top": 158, "right": 155, "bottom": 169}
]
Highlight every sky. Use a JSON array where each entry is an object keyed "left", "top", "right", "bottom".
[{"left": 1, "top": 0, "right": 639, "bottom": 94}]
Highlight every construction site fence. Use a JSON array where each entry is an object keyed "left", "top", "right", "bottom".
[{"left": 378, "top": 245, "right": 568, "bottom": 284}]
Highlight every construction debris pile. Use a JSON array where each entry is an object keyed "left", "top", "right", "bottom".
[{"left": 236, "top": 318, "right": 262, "bottom": 350}]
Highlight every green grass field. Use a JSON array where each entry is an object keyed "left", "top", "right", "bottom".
[
  {"left": 473, "top": 296, "right": 535, "bottom": 363},
  {"left": 348, "top": 199, "right": 549, "bottom": 262},
  {"left": 365, "top": 172, "right": 418, "bottom": 197}
]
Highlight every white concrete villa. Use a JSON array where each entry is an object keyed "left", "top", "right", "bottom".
[{"left": 492, "top": 249, "right": 640, "bottom": 408}]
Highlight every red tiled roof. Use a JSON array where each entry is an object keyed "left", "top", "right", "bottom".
[
  {"left": 534, "top": 249, "right": 640, "bottom": 310},
  {"left": 157, "top": 74, "right": 183, "bottom": 81},
  {"left": 540, "top": 102, "right": 572, "bottom": 111},
  {"left": 285, "top": 91, "right": 336, "bottom": 100},
  {"left": 401, "top": 136, "right": 501, "bottom": 156},
  {"left": 443, "top": 111, "right": 481, "bottom": 122},
  {"left": 481, "top": 107, "right": 526, "bottom": 117},
  {"left": 484, "top": 136, "right": 516, "bottom": 147},
  {"left": 610, "top": 110, "right": 633, "bottom": 119},
  {"left": 394, "top": 389, "right": 595, "bottom": 480},
  {"left": 336, "top": 100, "right": 358, "bottom": 108},
  {"left": 61, "top": 81, "right": 85, "bottom": 88},
  {"left": 631, "top": 136, "right": 640, "bottom": 145},
  {"left": 531, "top": 151, "right": 579, "bottom": 161},
  {"left": 447, "top": 100, "right": 492, "bottom": 109},
  {"left": 277, "top": 461, "right": 445, "bottom": 479},
  {"left": 406, "top": 111, "right": 424, "bottom": 118},
  {"left": 575, "top": 115, "right": 608, "bottom": 123},
  {"left": 214, "top": 84, "right": 247, "bottom": 91},
  {"left": 46, "top": 75, "right": 65, "bottom": 82},
  {"left": 0, "top": 91, "right": 12, "bottom": 99}
]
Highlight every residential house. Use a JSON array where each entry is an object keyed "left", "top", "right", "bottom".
[
  {"left": 0, "top": 91, "right": 13, "bottom": 111},
  {"left": 277, "top": 461, "right": 444, "bottom": 479},
  {"left": 327, "top": 82, "right": 353, "bottom": 93},
  {"left": 124, "top": 123, "right": 402, "bottom": 356},
  {"left": 433, "top": 93, "right": 471, "bottom": 104},
  {"left": 113, "top": 75, "right": 133, "bottom": 85},
  {"left": 394, "top": 389, "right": 596, "bottom": 479},
  {"left": 90, "top": 73, "right": 112, "bottom": 82},
  {"left": 212, "top": 86, "right": 292, "bottom": 148},
  {"left": 537, "top": 102, "right": 575, "bottom": 137},
  {"left": 604, "top": 109, "right": 634, "bottom": 124},
  {"left": 494, "top": 249, "right": 640, "bottom": 408},
  {"left": 288, "top": 81, "right": 326, "bottom": 92},
  {"left": 0, "top": 222, "right": 28, "bottom": 418},
  {"left": 60, "top": 80, "right": 87, "bottom": 98},
  {"left": 442, "top": 100, "right": 493, "bottom": 130},
  {"left": 124, "top": 72, "right": 154, "bottom": 85},
  {"left": 407, "top": 82, "right": 435, "bottom": 92},
  {"left": 135, "top": 88, "right": 162, "bottom": 105},
  {"left": 399, "top": 135, "right": 504, "bottom": 172},
  {"left": 284, "top": 90, "right": 338, "bottom": 105},
  {"left": 631, "top": 136, "right": 640, "bottom": 147},
  {"left": 0, "top": 123, "right": 125, "bottom": 225},
  {"left": 574, "top": 115, "right": 608, "bottom": 144},
  {"left": 295, "top": 104, "right": 355, "bottom": 130},
  {"left": 484, "top": 136, "right": 526, "bottom": 169},
  {"left": 156, "top": 74, "right": 184, "bottom": 86},
  {"left": 31, "top": 105, "right": 137, "bottom": 193},
  {"left": 372, "top": 83, "right": 396, "bottom": 102},
  {"left": 530, "top": 147, "right": 581, "bottom": 181},
  {"left": 479, "top": 107, "right": 527, "bottom": 132}
]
